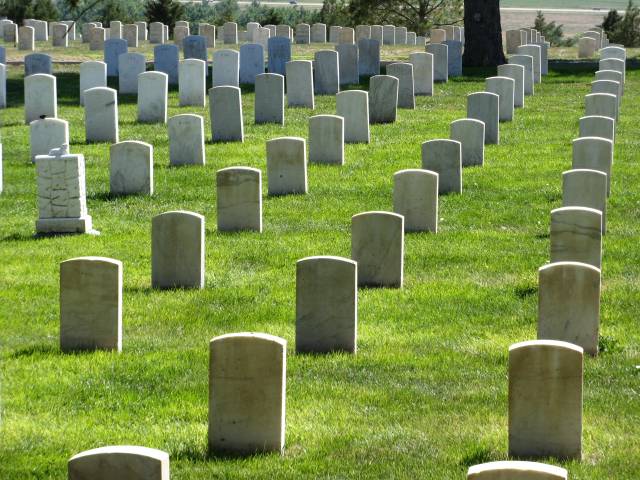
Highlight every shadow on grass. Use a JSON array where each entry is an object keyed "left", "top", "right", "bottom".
[
  {"left": 514, "top": 284, "right": 537, "bottom": 299},
  {"left": 458, "top": 445, "right": 500, "bottom": 467},
  {"left": 9, "top": 343, "right": 57, "bottom": 359},
  {"left": 535, "top": 232, "right": 550, "bottom": 240},
  {"left": 172, "top": 443, "right": 282, "bottom": 461}
]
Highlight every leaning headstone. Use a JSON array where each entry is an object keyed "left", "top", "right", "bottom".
[
  {"left": 255, "top": 73, "right": 284, "bottom": 125},
  {"left": 118, "top": 52, "right": 146, "bottom": 94},
  {"left": 393, "top": 169, "right": 438, "bottom": 232},
  {"left": 336, "top": 43, "right": 358, "bottom": 85},
  {"left": 538, "top": 260, "right": 601, "bottom": 356},
  {"left": 84, "top": 87, "right": 118, "bottom": 143},
  {"left": 579, "top": 115, "right": 615, "bottom": 143},
  {"left": 268, "top": 36, "right": 291, "bottom": 76},
  {"left": 467, "top": 92, "right": 499, "bottom": 144},
  {"left": 467, "top": 461, "right": 568, "bottom": 480},
  {"left": 68, "top": 446, "right": 169, "bottom": 480},
  {"left": 314, "top": 50, "right": 339, "bottom": 95},
  {"left": 387, "top": 63, "right": 415, "bottom": 109},
  {"left": 421, "top": 139, "right": 462, "bottom": 194},
  {"left": 486, "top": 76, "right": 515, "bottom": 122},
  {"left": 550, "top": 206, "right": 602, "bottom": 269},
  {"left": 24, "top": 74, "right": 57, "bottom": 124},
  {"left": 154, "top": 44, "right": 179, "bottom": 84},
  {"left": 24, "top": 53, "right": 52, "bottom": 76},
  {"left": 149, "top": 22, "right": 165, "bottom": 44},
  {"left": 80, "top": 61, "right": 107, "bottom": 106},
  {"left": 450, "top": 118, "right": 485, "bottom": 167},
  {"left": 296, "top": 256, "right": 357, "bottom": 353},
  {"left": 212, "top": 49, "right": 239, "bottom": 87},
  {"left": 572, "top": 136, "right": 613, "bottom": 195},
  {"left": 30, "top": 118, "right": 69, "bottom": 162},
  {"left": 138, "top": 71, "right": 167, "bottom": 123},
  {"left": 358, "top": 38, "right": 380, "bottom": 77},
  {"left": 89, "top": 27, "right": 105, "bottom": 51},
  {"left": 516, "top": 44, "right": 541, "bottom": 83},
  {"left": 36, "top": 148, "right": 92, "bottom": 234},
  {"left": 369, "top": 75, "right": 398, "bottom": 124},
  {"left": 123, "top": 24, "right": 138, "bottom": 48},
  {"left": 179, "top": 59, "right": 206, "bottom": 107},
  {"left": 443, "top": 40, "right": 462, "bottom": 77},
  {"left": 351, "top": 211, "right": 404, "bottom": 287},
  {"left": 586, "top": 91, "right": 618, "bottom": 122},
  {"left": 223, "top": 21, "right": 238, "bottom": 44},
  {"left": 509, "top": 340, "right": 583, "bottom": 459},
  {"left": 110, "top": 140, "right": 153, "bottom": 196},
  {"left": 336, "top": 90, "right": 369, "bottom": 143},
  {"left": 209, "top": 333, "right": 286, "bottom": 455},
  {"left": 409, "top": 52, "right": 433, "bottom": 96},
  {"left": 311, "top": 23, "right": 326, "bottom": 42},
  {"left": 426, "top": 43, "right": 448, "bottom": 82},
  {"left": 266, "top": 137, "right": 307, "bottom": 195},
  {"left": 60, "top": 257, "right": 121, "bottom": 352},
  {"left": 183, "top": 35, "right": 207, "bottom": 63},
  {"left": 286, "top": 60, "right": 314, "bottom": 108},
  {"left": 498, "top": 64, "right": 525, "bottom": 108},
  {"left": 18, "top": 26, "right": 35, "bottom": 51},
  {"left": 209, "top": 86, "right": 244, "bottom": 142},
  {"left": 239, "top": 43, "right": 264, "bottom": 84},
  {"left": 578, "top": 37, "right": 597, "bottom": 58},
  {"left": 509, "top": 54, "right": 534, "bottom": 95},
  {"left": 216, "top": 167, "right": 262, "bottom": 232},
  {"left": 152, "top": 210, "right": 205, "bottom": 289},
  {"left": 309, "top": 115, "right": 344, "bottom": 165},
  {"left": 168, "top": 114, "right": 204, "bottom": 166}
]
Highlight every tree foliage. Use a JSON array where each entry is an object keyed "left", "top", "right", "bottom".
[
  {"left": 144, "top": 0, "right": 185, "bottom": 30},
  {"left": 532, "top": 10, "right": 574, "bottom": 46},
  {"left": 601, "top": 0, "right": 640, "bottom": 47},
  {"left": 0, "top": 0, "right": 59, "bottom": 23}
]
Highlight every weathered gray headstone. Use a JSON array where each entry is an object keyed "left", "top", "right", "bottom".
[
  {"left": 295, "top": 23, "right": 310, "bottom": 44},
  {"left": 183, "top": 35, "right": 207, "bottom": 64},
  {"left": 123, "top": 24, "right": 138, "bottom": 48},
  {"left": 168, "top": 114, "right": 205, "bottom": 165},
  {"left": 311, "top": 23, "right": 326, "bottom": 43},
  {"left": 89, "top": 26, "right": 105, "bottom": 51},
  {"left": 586, "top": 92, "right": 618, "bottom": 121},
  {"left": 286, "top": 60, "right": 314, "bottom": 108},
  {"left": 79, "top": 61, "right": 106, "bottom": 106},
  {"left": 467, "top": 461, "right": 568, "bottom": 480},
  {"left": 508, "top": 54, "right": 534, "bottom": 95},
  {"left": 336, "top": 90, "right": 369, "bottom": 143},
  {"left": 595, "top": 69, "right": 623, "bottom": 97},
  {"left": 223, "top": 21, "right": 238, "bottom": 44},
  {"left": 421, "top": 139, "right": 462, "bottom": 194},
  {"left": 309, "top": 115, "right": 344, "bottom": 165},
  {"left": 149, "top": 22, "right": 166, "bottom": 44},
  {"left": 409, "top": 52, "right": 433, "bottom": 96},
  {"left": 506, "top": 29, "right": 524, "bottom": 54},
  {"left": 393, "top": 169, "right": 438, "bottom": 232},
  {"left": 336, "top": 43, "right": 358, "bottom": 85},
  {"left": 154, "top": 44, "right": 179, "bottom": 84},
  {"left": 383, "top": 25, "right": 395, "bottom": 45},
  {"left": 255, "top": 73, "right": 284, "bottom": 125},
  {"left": 358, "top": 38, "right": 380, "bottom": 77},
  {"left": 216, "top": 167, "right": 262, "bottom": 232},
  {"left": 266, "top": 137, "right": 308, "bottom": 195},
  {"left": 24, "top": 53, "right": 52, "bottom": 78},
  {"left": 450, "top": 118, "right": 485, "bottom": 167},
  {"left": 209, "top": 86, "right": 244, "bottom": 142},
  {"left": 426, "top": 43, "right": 448, "bottom": 82},
  {"left": 30, "top": 118, "right": 69, "bottom": 162},
  {"left": 135, "top": 21, "right": 148, "bottom": 41},
  {"left": 104, "top": 38, "right": 128, "bottom": 77},
  {"left": 467, "top": 92, "right": 499, "bottom": 144},
  {"left": 110, "top": 140, "right": 153, "bottom": 196},
  {"left": 579, "top": 115, "right": 615, "bottom": 143},
  {"left": 550, "top": 206, "right": 602, "bottom": 269},
  {"left": 25, "top": 73, "right": 57, "bottom": 124},
  {"left": 138, "top": 71, "right": 167, "bottom": 123},
  {"left": 578, "top": 37, "right": 597, "bottom": 58},
  {"left": 52, "top": 23, "right": 69, "bottom": 47},
  {"left": 68, "top": 446, "right": 169, "bottom": 480},
  {"left": 179, "top": 59, "right": 206, "bottom": 107},
  {"left": 84, "top": 87, "right": 118, "bottom": 143},
  {"left": 572, "top": 136, "right": 613, "bottom": 196},
  {"left": 387, "top": 62, "right": 415, "bottom": 109},
  {"left": 199, "top": 23, "right": 215, "bottom": 47},
  {"left": 314, "top": 50, "right": 339, "bottom": 95},
  {"left": 18, "top": 26, "right": 35, "bottom": 51},
  {"left": 563, "top": 168, "right": 607, "bottom": 233},
  {"left": 516, "top": 44, "right": 541, "bottom": 83},
  {"left": 443, "top": 40, "right": 462, "bottom": 77},
  {"left": 212, "top": 49, "right": 239, "bottom": 87},
  {"left": 486, "top": 76, "right": 515, "bottom": 121},
  {"left": 498, "top": 64, "right": 525, "bottom": 108},
  {"left": 239, "top": 43, "right": 264, "bottom": 85},
  {"left": 369, "top": 75, "right": 398, "bottom": 124},
  {"left": 268, "top": 37, "right": 291, "bottom": 76}
]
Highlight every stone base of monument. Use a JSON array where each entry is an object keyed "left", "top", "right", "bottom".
[{"left": 36, "top": 216, "right": 99, "bottom": 235}]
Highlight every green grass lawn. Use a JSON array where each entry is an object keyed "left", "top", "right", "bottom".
[{"left": 1, "top": 62, "right": 639, "bottom": 478}]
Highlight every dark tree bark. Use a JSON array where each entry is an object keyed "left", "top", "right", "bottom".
[{"left": 463, "top": 0, "right": 506, "bottom": 67}]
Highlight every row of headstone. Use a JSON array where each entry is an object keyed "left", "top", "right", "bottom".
[
  {"left": 429, "top": 25, "right": 465, "bottom": 45},
  {"left": 579, "top": 26, "right": 610, "bottom": 57}
]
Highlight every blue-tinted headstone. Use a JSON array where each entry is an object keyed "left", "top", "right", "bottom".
[
  {"left": 0, "top": 46, "right": 5, "bottom": 65},
  {"left": 104, "top": 38, "right": 128, "bottom": 77},
  {"left": 358, "top": 38, "right": 380, "bottom": 77},
  {"left": 183, "top": 35, "right": 207, "bottom": 61},
  {"left": 239, "top": 43, "right": 264, "bottom": 85},
  {"left": 267, "top": 36, "right": 291, "bottom": 76},
  {"left": 24, "top": 53, "right": 52, "bottom": 77},
  {"left": 154, "top": 44, "right": 179, "bottom": 84},
  {"left": 443, "top": 40, "right": 463, "bottom": 77}
]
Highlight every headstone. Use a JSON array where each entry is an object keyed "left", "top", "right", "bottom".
[
  {"left": 296, "top": 256, "right": 357, "bottom": 353},
  {"left": 314, "top": 50, "right": 339, "bottom": 95},
  {"left": 110, "top": 140, "right": 153, "bottom": 196},
  {"left": 84, "top": 87, "right": 118, "bottom": 143},
  {"left": 118, "top": 52, "right": 146, "bottom": 95},
  {"left": 24, "top": 53, "right": 52, "bottom": 76},
  {"left": 339, "top": 27, "right": 355, "bottom": 44},
  {"left": 30, "top": 118, "right": 69, "bottom": 162},
  {"left": 154, "top": 44, "right": 179, "bottom": 85},
  {"left": 351, "top": 211, "right": 404, "bottom": 287},
  {"left": 60, "top": 257, "right": 121, "bottom": 352},
  {"left": 24, "top": 74, "right": 57, "bottom": 124},
  {"left": 498, "top": 64, "right": 525, "bottom": 108},
  {"left": 18, "top": 26, "right": 35, "bottom": 51},
  {"left": 309, "top": 115, "right": 344, "bottom": 165},
  {"left": 579, "top": 115, "right": 615, "bottom": 143},
  {"left": 572, "top": 137, "right": 613, "bottom": 196},
  {"left": 407, "top": 32, "right": 416, "bottom": 45},
  {"left": 506, "top": 29, "right": 523, "bottom": 54},
  {"left": 467, "top": 92, "right": 499, "bottom": 144},
  {"left": 167, "top": 114, "right": 204, "bottom": 165},
  {"left": 336, "top": 43, "right": 358, "bottom": 85},
  {"left": 600, "top": 45, "right": 625, "bottom": 61},
  {"left": 329, "top": 25, "right": 342, "bottom": 43},
  {"left": 209, "top": 86, "right": 244, "bottom": 142},
  {"left": 486, "top": 76, "right": 515, "bottom": 121},
  {"left": 246, "top": 22, "right": 260, "bottom": 42},
  {"left": 596, "top": 69, "right": 623, "bottom": 96},
  {"left": 358, "top": 38, "right": 380, "bottom": 77},
  {"left": 149, "top": 22, "right": 165, "bottom": 44},
  {"left": 382, "top": 25, "right": 395, "bottom": 45},
  {"left": 212, "top": 49, "right": 239, "bottom": 87},
  {"left": 394, "top": 26, "right": 407, "bottom": 44},
  {"left": 355, "top": 25, "right": 371, "bottom": 41},
  {"left": 4, "top": 23, "right": 18, "bottom": 46},
  {"left": 208, "top": 333, "right": 286, "bottom": 454},
  {"left": 52, "top": 23, "right": 69, "bottom": 47},
  {"left": 450, "top": 118, "right": 485, "bottom": 167},
  {"left": 538, "top": 261, "right": 601, "bottom": 356},
  {"left": 152, "top": 210, "right": 205, "bottom": 289},
  {"left": 589, "top": 85, "right": 619, "bottom": 119},
  {"left": 138, "top": 71, "right": 167, "bottom": 123},
  {"left": 123, "top": 24, "right": 138, "bottom": 48},
  {"left": 286, "top": 60, "right": 314, "bottom": 108},
  {"left": 582, "top": 31, "right": 601, "bottom": 49},
  {"left": 239, "top": 43, "right": 264, "bottom": 84},
  {"left": 110, "top": 20, "right": 122, "bottom": 39},
  {"left": 599, "top": 58, "right": 625, "bottom": 84},
  {"left": 467, "top": 461, "right": 568, "bottom": 480},
  {"left": 268, "top": 36, "right": 291, "bottom": 76},
  {"left": 369, "top": 75, "right": 398, "bottom": 124},
  {"left": 387, "top": 62, "right": 415, "bottom": 109},
  {"left": 508, "top": 340, "right": 583, "bottom": 459},
  {"left": 79, "top": 61, "right": 106, "bottom": 106},
  {"left": 104, "top": 38, "right": 128, "bottom": 77},
  {"left": 550, "top": 206, "right": 602, "bottom": 268},
  {"left": 421, "top": 139, "right": 462, "bottom": 194},
  {"left": 538, "top": 41, "right": 549, "bottom": 75},
  {"left": 578, "top": 37, "right": 597, "bottom": 58},
  {"left": 179, "top": 59, "right": 206, "bottom": 107},
  {"left": 509, "top": 54, "right": 534, "bottom": 95},
  {"left": 430, "top": 28, "right": 446, "bottom": 44},
  {"left": 136, "top": 21, "right": 147, "bottom": 41},
  {"left": 255, "top": 27, "right": 270, "bottom": 50},
  {"left": 409, "top": 52, "right": 433, "bottom": 96},
  {"left": 255, "top": 73, "right": 284, "bottom": 125},
  {"left": 183, "top": 35, "right": 207, "bottom": 63},
  {"left": 416, "top": 36, "right": 426, "bottom": 46},
  {"left": 276, "top": 25, "right": 292, "bottom": 41},
  {"left": 89, "top": 27, "right": 105, "bottom": 51},
  {"left": 199, "top": 23, "right": 215, "bottom": 47},
  {"left": 296, "top": 23, "right": 310, "bottom": 44},
  {"left": 336, "top": 90, "right": 369, "bottom": 143},
  {"left": 426, "top": 43, "right": 448, "bottom": 82},
  {"left": 173, "top": 25, "right": 189, "bottom": 47},
  {"left": 223, "top": 21, "right": 238, "bottom": 44},
  {"left": 0, "top": 64, "right": 6, "bottom": 108},
  {"left": 311, "top": 23, "right": 326, "bottom": 43},
  {"left": 216, "top": 167, "right": 262, "bottom": 232},
  {"left": 68, "top": 446, "right": 169, "bottom": 480},
  {"left": 266, "top": 137, "right": 307, "bottom": 195},
  {"left": 370, "top": 25, "right": 383, "bottom": 44},
  {"left": 36, "top": 149, "right": 92, "bottom": 234},
  {"left": 516, "top": 44, "right": 541, "bottom": 83},
  {"left": 443, "top": 40, "right": 462, "bottom": 77},
  {"left": 393, "top": 169, "right": 438, "bottom": 232}
]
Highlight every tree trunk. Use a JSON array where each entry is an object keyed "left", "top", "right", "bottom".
[{"left": 463, "top": 0, "right": 506, "bottom": 67}]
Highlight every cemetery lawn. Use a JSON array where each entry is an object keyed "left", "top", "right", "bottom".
[{"left": 1, "top": 64, "right": 640, "bottom": 479}]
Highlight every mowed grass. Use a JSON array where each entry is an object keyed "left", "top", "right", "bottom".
[{"left": 1, "top": 62, "right": 639, "bottom": 479}]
